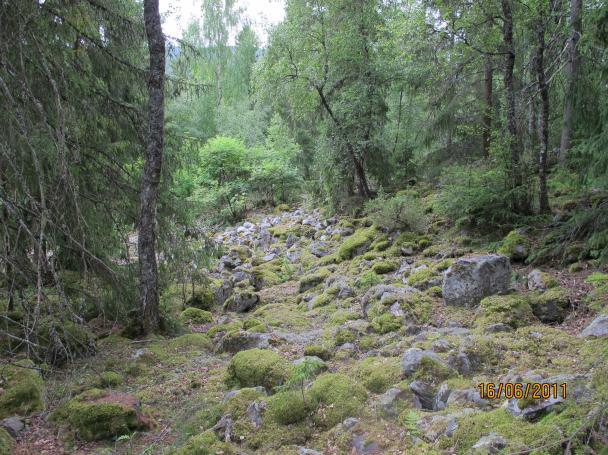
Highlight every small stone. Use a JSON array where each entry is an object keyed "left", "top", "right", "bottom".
[
  {"left": 472, "top": 433, "right": 508, "bottom": 453},
  {"left": 580, "top": 315, "right": 608, "bottom": 338},
  {"left": 378, "top": 388, "right": 410, "bottom": 417},
  {"left": 401, "top": 348, "right": 444, "bottom": 377},
  {"left": 0, "top": 416, "right": 24, "bottom": 438},
  {"left": 433, "top": 383, "right": 451, "bottom": 411},
  {"left": 409, "top": 380, "right": 436, "bottom": 410}
]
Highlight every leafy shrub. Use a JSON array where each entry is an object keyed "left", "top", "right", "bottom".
[{"left": 364, "top": 191, "right": 428, "bottom": 233}]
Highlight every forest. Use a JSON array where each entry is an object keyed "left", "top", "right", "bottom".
[{"left": 0, "top": 0, "right": 607, "bottom": 453}]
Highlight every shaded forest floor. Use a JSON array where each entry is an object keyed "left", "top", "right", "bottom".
[{"left": 9, "top": 205, "right": 608, "bottom": 454}]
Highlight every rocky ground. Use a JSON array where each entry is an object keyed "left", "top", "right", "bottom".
[{"left": 3, "top": 206, "right": 608, "bottom": 454}]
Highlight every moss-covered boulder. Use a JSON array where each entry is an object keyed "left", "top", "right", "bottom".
[
  {"left": 407, "top": 268, "right": 438, "bottom": 289},
  {"left": 298, "top": 268, "right": 330, "bottom": 293},
  {"left": 226, "top": 349, "right": 291, "bottom": 391},
  {"left": 370, "top": 313, "right": 402, "bottom": 334},
  {"left": 527, "top": 269, "right": 558, "bottom": 291},
  {"left": 354, "top": 357, "right": 402, "bottom": 393},
  {"left": 308, "top": 373, "right": 367, "bottom": 428},
  {"left": 173, "top": 429, "right": 233, "bottom": 455},
  {"left": 498, "top": 230, "right": 531, "bottom": 261},
  {"left": 0, "top": 359, "right": 44, "bottom": 419},
  {"left": 179, "top": 307, "right": 213, "bottom": 324},
  {"left": 0, "top": 428, "right": 14, "bottom": 455},
  {"left": 529, "top": 287, "right": 570, "bottom": 324},
  {"left": 476, "top": 294, "right": 536, "bottom": 329},
  {"left": 50, "top": 388, "right": 149, "bottom": 441},
  {"left": 337, "top": 226, "right": 377, "bottom": 261},
  {"left": 266, "top": 391, "right": 309, "bottom": 425},
  {"left": 304, "top": 345, "right": 331, "bottom": 360}
]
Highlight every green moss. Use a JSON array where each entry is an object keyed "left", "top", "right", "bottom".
[
  {"left": 434, "top": 258, "right": 454, "bottom": 272},
  {"left": 298, "top": 268, "right": 330, "bottom": 292},
  {"left": 497, "top": 230, "right": 531, "bottom": 261},
  {"left": 337, "top": 226, "right": 377, "bottom": 261},
  {"left": 407, "top": 268, "right": 436, "bottom": 288},
  {"left": 253, "top": 262, "right": 285, "bottom": 288},
  {"left": 401, "top": 293, "right": 433, "bottom": 324},
  {"left": 335, "top": 328, "right": 355, "bottom": 345},
  {"left": 173, "top": 429, "right": 233, "bottom": 455},
  {"left": 268, "top": 225, "right": 289, "bottom": 239},
  {"left": 476, "top": 294, "right": 536, "bottom": 329},
  {"left": 50, "top": 388, "right": 147, "bottom": 441},
  {"left": 0, "top": 359, "right": 44, "bottom": 419},
  {"left": 275, "top": 203, "right": 290, "bottom": 213},
  {"left": 312, "top": 291, "right": 333, "bottom": 308},
  {"left": 0, "top": 428, "right": 14, "bottom": 455},
  {"left": 224, "top": 388, "right": 265, "bottom": 419},
  {"left": 354, "top": 357, "right": 402, "bottom": 393},
  {"left": 372, "top": 260, "right": 398, "bottom": 275},
  {"left": 412, "top": 357, "right": 451, "bottom": 383},
  {"left": 370, "top": 313, "right": 402, "bottom": 334},
  {"left": 226, "top": 349, "right": 291, "bottom": 391},
  {"left": 309, "top": 373, "right": 367, "bottom": 428},
  {"left": 185, "top": 284, "right": 215, "bottom": 311},
  {"left": 447, "top": 408, "right": 567, "bottom": 454},
  {"left": 304, "top": 345, "right": 331, "bottom": 360},
  {"left": 373, "top": 240, "right": 391, "bottom": 252},
  {"left": 179, "top": 308, "right": 213, "bottom": 324},
  {"left": 207, "top": 320, "right": 243, "bottom": 338},
  {"left": 266, "top": 391, "right": 309, "bottom": 425},
  {"left": 168, "top": 333, "right": 213, "bottom": 351},
  {"left": 421, "top": 245, "right": 443, "bottom": 257},
  {"left": 97, "top": 371, "right": 123, "bottom": 388},
  {"left": 355, "top": 271, "right": 382, "bottom": 289},
  {"left": 426, "top": 286, "right": 443, "bottom": 297}
]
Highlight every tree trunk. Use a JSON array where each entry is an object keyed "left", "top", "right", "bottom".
[
  {"left": 482, "top": 54, "right": 493, "bottom": 157},
  {"left": 559, "top": 0, "right": 582, "bottom": 162},
  {"left": 139, "top": 0, "right": 165, "bottom": 334},
  {"left": 536, "top": 12, "right": 550, "bottom": 213},
  {"left": 501, "top": 0, "right": 522, "bottom": 197}
]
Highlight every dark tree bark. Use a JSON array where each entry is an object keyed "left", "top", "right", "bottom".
[
  {"left": 482, "top": 54, "right": 493, "bottom": 157},
  {"left": 501, "top": 0, "right": 522, "bottom": 196},
  {"left": 559, "top": 0, "right": 582, "bottom": 162},
  {"left": 536, "top": 11, "right": 550, "bottom": 213},
  {"left": 138, "top": 0, "right": 165, "bottom": 334}
]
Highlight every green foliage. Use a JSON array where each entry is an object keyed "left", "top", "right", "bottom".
[
  {"left": 0, "top": 428, "right": 14, "bottom": 455},
  {"left": 266, "top": 391, "right": 309, "bottom": 425},
  {"left": 179, "top": 308, "right": 213, "bottom": 325},
  {"left": 364, "top": 191, "right": 429, "bottom": 233},
  {"left": 0, "top": 360, "right": 45, "bottom": 419},
  {"left": 337, "top": 227, "right": 377, "bottom": 261},
  {"left": 476, "top": 294, "right": 536, "bottom": 329},
  {"left": 354, "top": 357, "right": 402, "bottom": 393}
]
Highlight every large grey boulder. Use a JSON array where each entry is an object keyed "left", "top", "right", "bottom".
[
  {"left": 580, "top": 314, "right": 608, "bottom": 338},
  {"left": 217, "top": 331, "right": 270, "bottom": 353},
  {"left": 223, "top": 290, "right": 260, "bottom": 313},
  {"left": 443, "top": 255, "right": 512, "bottom": 307}
]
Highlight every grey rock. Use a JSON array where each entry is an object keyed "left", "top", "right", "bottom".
[
  {"left": 286, "top": 250, "right": 302, "bottom": 263},
  {"left": 247, "top": 400, "right": 266, "bottom": 428},
  {"left": 506, "top": 396, "right": 564, "bottom": 420},
  {"left": 212, "top": 414, "right": 233, "bottom": 442},
  {"left": 231, "top": 271, "right": 252, "bottom": 285},
  {"left": 342, "top": 417, "right": 360, "bottom": 430},
  {"left": 378, "top": 387, "right": 411, "bottom": 417},
  {"left": 286, "top": 233, "right": 298, "bottom": 248},
  {"left": 531, "top": 290, "right": 570, "bottom": 324},
  {"left": 222, "top": 387, "right": 266, "bottom": 403},
  {"left": 527, "top": 269, "right": 554, "bottom": 291},
  {"left": 262, "top": 253, "right": 277, "bottom": 262},
  {"left": 224, "top": 291, "right": 260, "bottom": 313},
  {"left": 443, "top": 255, "right": 512, "bottom": 307},
  {"left": 401, "top": 246, "right": 415, "bottom": 256},
  {"left": 418, "top": 415, "right": 458, "bottom": 442},
  {"left": 448, "top": 351, "right": 471, "bottom": 376},
  {"left": 243, "top": 221, "right": 254, "bottom": 229},
  {"left": 433, "top": 383, "right": 451, "bottom": 411},
  {"left": 351, "top": 433, "right": 381, "bottom": 455},
  {"left": 299, "top": 448, "right": 323, "bottom": 455},
  {"left": 131, "top": 348, "right": 152, "bottom": 360},
  {"left": 220, "top": 254, "right": 241, "bottom": 270},
  {"left": 409, "top": 380, "right": 436, "bottom": 410},
  {"left": 580, "top": 315, "right": 608, "bottom": 338},
  {"left": 309, "top": 241, "right": 331, "bottom": 257},
  {"left": 402, "top": 347, "right": 445, "bottom": 377},
  {"left": 447, "top": 388, "right": 491, "bottom": 409},
  {"left": 484, "top": 323, "right": 513, "bottom": 333},
  {"left": 1, "top": 416, "right": 24, "bottom": 438},
  {"left": 214, "top": 280, "right": 234, "bottom": 306},
  {"left": 472, "top": 433, "right": 508, "bottom": 453}
]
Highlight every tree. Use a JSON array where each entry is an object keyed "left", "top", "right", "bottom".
[
  {"left": 559, "top": 0, "right": 582, "bottom": 162},
  {"left": 535, "top": 0, "right": 550, "bottom": 213},
  {"left": 139, "top": 0, "right": 166, "bottom": 334}
]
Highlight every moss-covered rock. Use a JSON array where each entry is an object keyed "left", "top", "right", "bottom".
[
  {"left": 354, "top": 357, "right": 402, "bottom": 393},
  {"left": 335, "top": 328, "right": 356, "bottom": 345},
  {"left": 266, "top": 391, "right": 309, "bottom": 425},
  {"left": 179, "top": 307, "right": 213, "bottom": 324},
  {"left": 337, "top": 226, "right": 377, "bottom": 261},
  {"left": 371, "top": 260, "right": 398, "bottom": 275},
  {"left": 476, "top": 294, "right": 536, "bottom": 329},
  {"left": 304, "top": 345, "right": 331, "bottom": 360},
  {"left": 298, "top": 268, "right": 330, "bottom": 293},
  {"left": 50, "top": 388, "right": 149, "bottom": 441},
  {"left": 226, "top": 349, "right": 291, "bottom": 391},
  {"left": 407, "top": 268, "right": 437, "bottom": 289},
  {"left": 497, "top": 230, "right": 531, "bottom": 261},
  {"left": 370, "top": 313, "right": 402, "bottom": 334},
  {"left": 95, "top": 371, "right": 123, "bottom": 388},
  {"left": 309, "top": 373, "right": 367, "bottom": 428},
  {"left": 529, "top": 287, "right": 570, "bottom": 323},
  {"left": 0, "top": 428, "right": 14, "bottom": 455},
  {"left": 0, "top": 359, "right": 44, "bottom": 419},
  {"left": 173, "top": 429, "right": 233, "bottom": 455}
]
